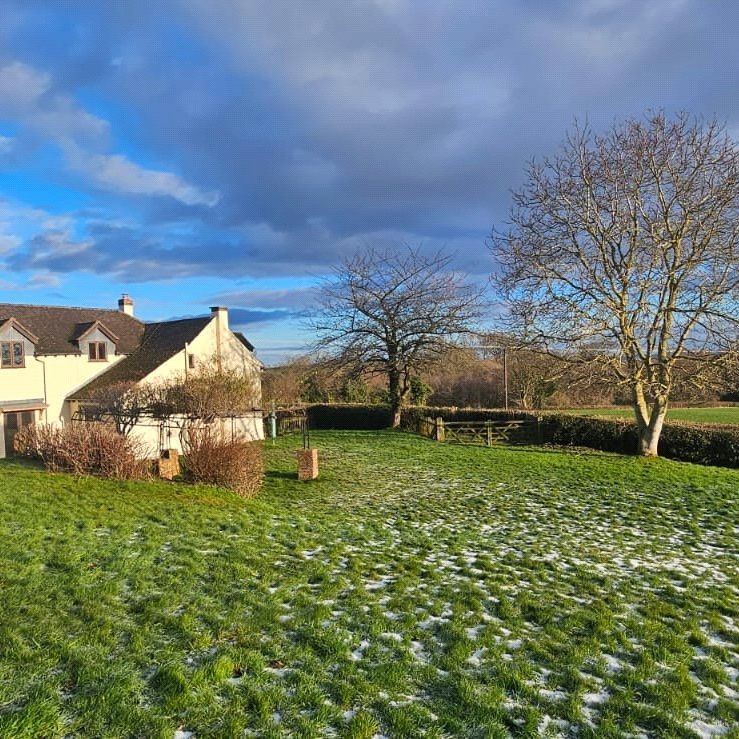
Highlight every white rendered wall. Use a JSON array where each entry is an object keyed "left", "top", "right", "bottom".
[{"left": 1, "top": 315, "right": 263, "bottom": 459}]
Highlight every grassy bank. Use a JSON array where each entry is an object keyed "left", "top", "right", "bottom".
[{"left": 0, "top": 432, "right": 737, "bottom": 737}]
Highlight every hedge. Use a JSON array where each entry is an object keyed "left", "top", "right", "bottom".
[
  {"left": 306, "top": 404, "right": 392, "bottom": 430},
  {"left": 400, "top": 406, "right": 541, "bottom": 429},
  {"left": 404, "top": 405, "right": 739, "bottom": 468},
  {"left": 302, "top": 403, "right": 739, "bottom": 468}
]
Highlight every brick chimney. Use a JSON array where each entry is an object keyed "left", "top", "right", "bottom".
[
  {"left": 210, "top": 306, "right": 228, "bottom": 331},
  {"left": 118, "top": 294, "right": 134, "bottom": 316}
]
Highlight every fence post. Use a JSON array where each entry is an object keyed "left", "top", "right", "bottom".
[
  {"left": 435, "top": 417, "right": 445, "bottom": 442},
  {"left": 486, "top": 421, "right": 493, "bottom": 447}
]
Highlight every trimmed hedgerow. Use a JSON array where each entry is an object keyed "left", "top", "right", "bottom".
[
  {"left": 655, "top": 421, "right": 739, "bottom": 468},
  {"left": 400, "top": 405, "right": 540, "bottom": 429},
  {"left": 307, "top": 404, "right": 392, "bottom": 430},
  {"left": 300, "top": 403, "right": 739, "bottom": 467},
  {"left": 539, "top": 414, "right": 639, "bottom": 454},
  {"left": 403, "top": 405, "right": 739, "bottom": 468},
  {"left": 540, "top": 414, "right": 739, "bottom": 467}
]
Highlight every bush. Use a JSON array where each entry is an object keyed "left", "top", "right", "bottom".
[
  {"left": 539, "top": 414, "right": 639, "bottom": 454},
  {"left": 538, "top": 414, "right": 739, "bottom": 467},
  {"left": 13, "top": 422, "right": 151, "bottom": 479},
  {"left": 307, "top": 404, "right": 392, "bottom": 430},
  {"left": 183, "top": 425, "right": 263, "bottom": 497}
]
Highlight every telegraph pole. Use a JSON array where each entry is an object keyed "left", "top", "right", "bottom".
[
  {"left": 503, "top": 347, "right": 509, "bottom": 412},
  {"left": 477, "top": 343, "right": 510, "bottom": 412}
]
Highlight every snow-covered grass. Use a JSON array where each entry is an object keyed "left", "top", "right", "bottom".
[{"left": 0, "top": 431, "right": 737, "bottom": 737}]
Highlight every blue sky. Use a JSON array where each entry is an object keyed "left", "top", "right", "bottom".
[{"left": 1, "top": 0, "right": 738, "bottom": 364}]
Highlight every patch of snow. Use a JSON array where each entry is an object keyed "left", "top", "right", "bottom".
[
  {"left": 602, "top": 654, "right": 622, "bottom": 674},
  {"left": 539, "top": 689, "right": 567, "bottom": 703},
  {"left": 688, "top": 720, "right": 731, "bottom": 738},
  {"left": 583, "top": 690, "right": 610, "bottom": 706},
  {"left": 350, "top": 640, "right": 370, "bottom": 661},
  {"left": 467, "top": 648, "right": 487, "bottom": 666}
]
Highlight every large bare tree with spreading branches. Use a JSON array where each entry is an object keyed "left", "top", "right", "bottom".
[
  {"left": 313, "top": 246, "right": 483, "bottom": 427},
  {"left": 493, "top": 112, "right": 739, "bottom": 455}
]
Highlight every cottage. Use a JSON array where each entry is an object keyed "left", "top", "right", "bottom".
[{"left": 0, "top": 297, "right": 263, "bottom": 458}]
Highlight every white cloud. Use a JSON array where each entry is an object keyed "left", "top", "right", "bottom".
[
  {"left": 65, "top": 148, "right": 220, "bottom": 207},
  {"left": 208, "top": 286, "right": 317, "bottom": 310},
  {"left": 0, "top": 232, "right": 21, "bottom": 254},
  {"left": 0, "top": 60, "right": 218, "bottom": 208},
  {"left": 0, "top": 61, "right": 51, "bottom": 111},
  {"left": 25, "top": 272, "right": 61, "bottom": 288},
  {"left": 0, "top": 60, "right": 108, "bottom": 141},
  {"left": 0, "top": 272, "right": 61, "bottom": 291}
]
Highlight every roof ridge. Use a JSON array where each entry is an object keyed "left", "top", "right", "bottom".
[
  {"left": 144, "top": 315, "right": 213, "bottom": 326},
  {"left": 0, "top": 301, "right": 144, "bottom": 324}
]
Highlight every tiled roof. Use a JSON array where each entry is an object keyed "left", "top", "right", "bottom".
[
  {"left": 234, "top": 331, "right": 255, "bottom": 352},
  {"left": 0, "top": 303, "right": 144, "bottom": 355},
  {"left": 69, "top": 317, "right": 212, "bottom": 399},
  {"left": 1, "top": 302, "right": 258, "bottom": 401}
]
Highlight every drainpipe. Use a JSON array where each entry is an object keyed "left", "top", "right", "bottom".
[
  {"left": 184, "top": 342, "right": 189, "bottom": 379},
  {"left": 34, "top": 354, "right": 48, "bottom": 422}
]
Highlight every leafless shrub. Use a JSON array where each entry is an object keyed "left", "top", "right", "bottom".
[
  {"left": 149, "top": 363, "right": 260, "bottom": 422},
  {"left": 183, "top": 425, "right": 263, "bottom": 497},
  {"left": 82, "top": 381, "right": 151, "bottom": 436},
  {"left": 13, "top": 422, "right": 151, "bottom": 480}
]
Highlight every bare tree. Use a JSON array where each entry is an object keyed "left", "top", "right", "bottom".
[
  {"left": 493, "top": 112, "right": 739, "bottom": 455},
  {"left": 149, "top": 363, "right": 260, "bottom": 423},
  {"left": 506, "top": 350, "right": 564, "bottom": 410},
  {"left": 83, "top": 381, "right": 150, "bottom": 436},
  {"left": 313, "top": 246, "right": 484, "bottom": 427}
]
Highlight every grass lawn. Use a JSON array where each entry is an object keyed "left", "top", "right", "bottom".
[
  {"left": 0, "top": 432, "right": 737, "bottom": 738},
  {"left": 568, "top": 406, "right": 739, "bottom": 426}
]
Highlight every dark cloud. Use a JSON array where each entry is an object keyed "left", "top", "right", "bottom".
[{"left": 3, "top": 0, "right": 739, "bottom": 288}]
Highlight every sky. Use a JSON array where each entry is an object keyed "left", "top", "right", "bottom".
[{"left": 1, "top": 0, "right": 738, "bottom": 364}]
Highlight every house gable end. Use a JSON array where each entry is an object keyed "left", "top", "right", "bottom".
[{"left": 0, "top": 318, "right": 40, "bottom": 345}]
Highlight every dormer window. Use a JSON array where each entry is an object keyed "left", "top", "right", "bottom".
[
  {"left": 88, "top": 342, "right": 107, "bottom": 361},
  {"left": 1, "top": 341, "right": 25, "bottom": 368}
]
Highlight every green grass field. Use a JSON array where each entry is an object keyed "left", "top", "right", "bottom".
[
  {"left": 568, "top": 406, "right": 739, "bottom": 425},
  {"left": 0, "top": 432, "right": 737, "bottom": 738}
]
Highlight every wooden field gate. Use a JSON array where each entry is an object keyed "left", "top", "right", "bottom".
[{"left": 418, "top": 416, "right": 542, "bottom": 446}]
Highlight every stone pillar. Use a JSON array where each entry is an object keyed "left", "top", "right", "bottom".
[
  {"left": 157, "top": 449, "right": 180, "bottom": 480},
  {"left": 296, "top": 448, "right": 319, "bottom": 481}
]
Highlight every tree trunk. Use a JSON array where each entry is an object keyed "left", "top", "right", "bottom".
[
  {"left": 388, "top": 369, "right": 403, "bottom": 429},
  {"left": 632, "top": 385, "right": 667, "bottom": 457}
]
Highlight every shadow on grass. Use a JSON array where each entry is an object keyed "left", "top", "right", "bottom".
[
  {"left": 0, "top": 457, "right": 45, "bottom": 471},
  {"left": 265, "top": 470, "right": 299, "bottom": 481}
]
